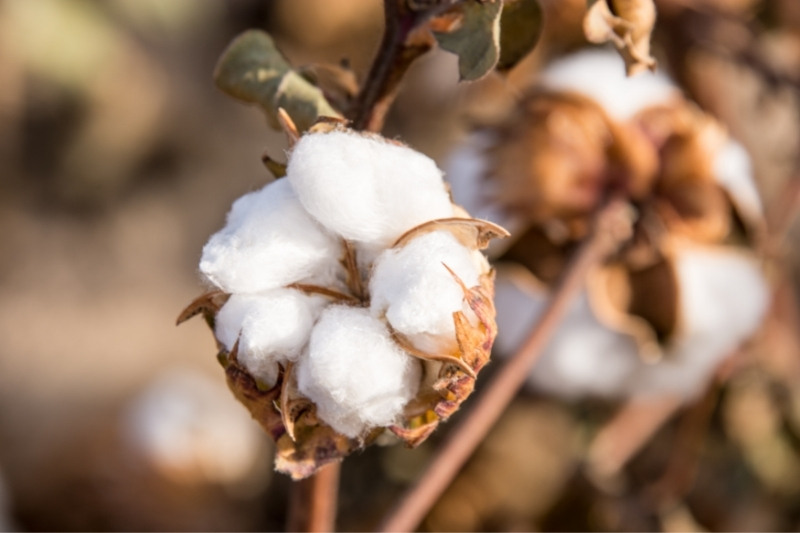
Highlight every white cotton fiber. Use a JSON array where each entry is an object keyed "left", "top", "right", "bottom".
[
  {"left": 296, "top": 305, "right": 421, "bottom": 438},
  {"left": 493, "top": 271, "right": 641, "bottom": 399},
  {"left": 287, "top": 131, "right": 455, "bottom": 246},
  {"left": 215, "top": 289, "right": 325, "bottom": 387},
  {"left": 526, "top": 291, "right": 640, "bottom": 399},
  {"left": 630, "top": 245, "right": 769, "bottom": 399},
  {"left": 713, "top": 139, "right": 763, "bottom": 219},
  {"left": 540, "top": 48, "right": 679, "bottom": 121},
  {"left": 200, "top": 178, "right": 342, "bottom": 294},
  {"left": 370, "top": 231, "right": 483, "bottom": 353}
]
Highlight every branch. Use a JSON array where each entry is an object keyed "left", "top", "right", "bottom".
[
  {"left": 287, "top": 463, "right": 341, "bottom": 532},
  {"left": 377, "top": 197, "right": 632, "bottom": 532},
  {"left": 349, "top": 0, "right": 457, "bottom": 132}
]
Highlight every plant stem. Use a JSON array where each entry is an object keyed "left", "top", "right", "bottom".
[
  {"left": 377, "top": 198, "right": 632, "bottom": 532},
  {"left": 350, "top": 0, "right": 443, "bottom": 132},
  {"left": 287, "top": 463, "right": 341, "bottom": 532}
]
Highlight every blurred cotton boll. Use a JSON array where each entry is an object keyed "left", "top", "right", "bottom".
[
  {"left": 124, "top": 368, "right": 270, "bottom": 490},
  {"left": 448, "top": 48, "right": 770, "bottom": 401}
]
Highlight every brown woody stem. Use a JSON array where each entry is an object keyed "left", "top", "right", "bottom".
[
  {"left": 350, "top": 0, "right": 455, "bottom": 132},
  {"left": 377, "top": 198, "right": 632, "bottom": 532},
  {"left": 287, "top": 462, "right": 341, "bottom": 532}
]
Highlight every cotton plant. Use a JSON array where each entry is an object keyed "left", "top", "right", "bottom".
[
  {"left": 448, "top": 48, "right": 770, "bottom": 402},
  {"left": 180, "top": 120, "right": 506, "bottom": 479}
]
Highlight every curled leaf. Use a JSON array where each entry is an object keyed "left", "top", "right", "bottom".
[
  {"left": 432, "top": 0, "right": 503, "bottom": 81},
  {"left": 214, "top": 30, "right": 341, "bottom": 132},
  {"left": 583, "top": 0, "right": 657, "bottom": 75},
  {"left": 497, "top": 0, "right": 544, "bottom": 71}
]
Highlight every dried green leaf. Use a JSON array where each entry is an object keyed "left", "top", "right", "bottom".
[
  {"left": 433, "top": 0, "right": 503, "bottom": 81},
  {"left": 497, "top": 0, "right": 543, "bottom": 71},
  {"left": 213, "top": 30, "right": 341, "bottom": 132}
]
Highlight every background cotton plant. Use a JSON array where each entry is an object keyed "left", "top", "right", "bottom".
[
  {"left": 181, "top": 121, "right": 506, "bottom": 479},
  {"left": 449, "top": 49, "right": 770, "bottom": 402}
]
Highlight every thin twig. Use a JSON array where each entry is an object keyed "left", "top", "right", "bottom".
[
  {"left": 377, "top": 198, "right": 632, "bottom": 532},
  {"left": 646, "top": 383, "right": 719, "bottom": 506},
  {"left": 287, "top": 463, "right": 342, "bottom": 532},
  {"left": 586, "top": 395, "right": 684, "bottom": 486},
  {"left": 349, "top": 0, "right": 459, "bottom": 132}
]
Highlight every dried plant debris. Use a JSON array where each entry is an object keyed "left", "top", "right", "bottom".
[
  {"left": 180, "top": 123, "right": 506, "bottom": 479},
  {"left": 583, "top": 0, "right": 657, "bottom": 75},
  {"left": 447, "top": 49, "right": 769, "bottom": 401}
]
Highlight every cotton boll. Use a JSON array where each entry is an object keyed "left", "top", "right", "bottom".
[
  {"left": 713, "top": 139, "right": 763, "bottom": 220},
  {"left": 297, "top": 306, "right": 421, "bottom": 438},
  {"left": 215, "top": 289, "right": 326, "bottom": 387},
  {"left": 631, "top": 245, "right": 769, "bottom": 398},
  {"left": 200, "top": 179, "right": 342, "bottom": 294},
  {"left": 287, "top": 130, "right": 455, "bottom": 246},
  {"left": 370, "top": 231, "right": 483, "bottom": 353},
  {"left": 540, "top": 48, "right": 679, "bottom": 121}
]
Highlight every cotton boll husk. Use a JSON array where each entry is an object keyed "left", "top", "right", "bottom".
[
  {"left": 296, "top": 305, "right": 422, "bottom": 438},
  {"left": 370, "top": 231, "right": 484, "bottom": 353},
  {"left": 287, "top": 130, "right": 455, "bottom": 246},
  {"left": 215, "top": 289, "right": 326, "bottom": 387},
  {"left": 494, "top": 272, "right": 641, "bottom": 399},
  {"left": 540, "top": 48, "right": 679, "bottom": 121},
  {"left": 200, "top": 178, "right": 342, "bottom": 294},
  {"left": 713, "top": 139, "right": 764, "bottom": 221},
  {"left": 630, "top": 244, "right": 769, "bottom": 399}
]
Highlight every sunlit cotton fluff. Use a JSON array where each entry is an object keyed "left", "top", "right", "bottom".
[
  {"left": 370, "top": 230, "right": 483, "bottom": 353},
  {"left": 296, "top": 306, "right": 422, "bottom": 438},
  {"left": 540, "top": 48, "right": 679, "bottom": 121},
  {"left": 200, "top": 178, "right": 342, "bottom": 294},
  {"left": 215, "top": 289, "right": 327, "bottom": 387},
  {"left": 629, "top": 244, "right": 769, "bottom": 399},
  {"left": 494, "top": 274, "right": 641, "bottom": 399},
  {"left": 287, "top": 130, "right": 454, "bottom": 247}
]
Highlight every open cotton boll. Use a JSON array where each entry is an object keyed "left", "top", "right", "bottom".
[
  {"left": 297, "top": 305, "right": 421, "bottom": 438},
  {"left": 370, "top": 231, "right": 483, "bottom": 353},
  {"left": 630, "top": 246, "right": 769, "bottom": 399},
  {"left": 540, "top": 48, "right": 679, "bottom": 121},
  {"left": 215, "top": 289, "right": 326, "bottom": 387},
  {"left": 200, "top": 178, "right": 342, "bottom": 294},
  {"left": 287, "top": 130, "right": 454, "bottom": 246}
]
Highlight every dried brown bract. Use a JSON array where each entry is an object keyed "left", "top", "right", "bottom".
[{"left": 584, "top": 0, "right": 657, "bottom": 75}]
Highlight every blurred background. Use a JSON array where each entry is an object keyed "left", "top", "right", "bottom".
[{"left": 0, "top": 0, "right": 799, "bottom": 530}]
